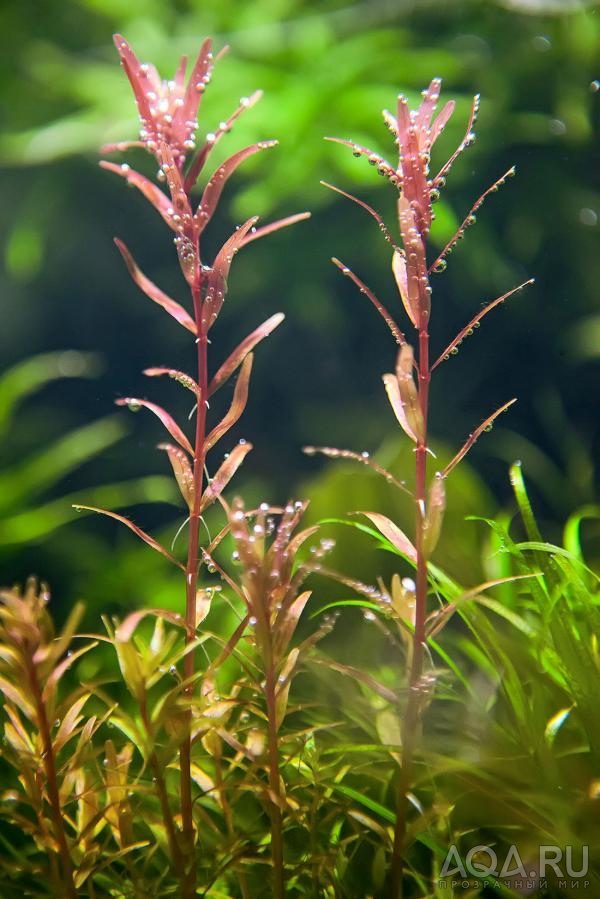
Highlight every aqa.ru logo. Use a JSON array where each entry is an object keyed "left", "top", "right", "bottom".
[{"left": 438, "top": 844, "right": 589, "bottom": 892}]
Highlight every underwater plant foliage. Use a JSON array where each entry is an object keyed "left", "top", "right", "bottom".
[{"left": 0, "top": 18, "right": 599, "bottom": 899}]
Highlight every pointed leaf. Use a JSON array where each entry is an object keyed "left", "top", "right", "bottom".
[
  {"left": 54, "top": 694, "right": 91, "bottom": 753},
  {"left": 113, "top": 35, "right": 156, "bottom": 136},
  {"left": 202, "top": 217, "right": 258, "bottom": 329},
  {"left": 199, "top": 442, "right": 253, "bottom": 513},
  {"left": 205, "top": 354, "right": 253, "bottom": 451},
  {"left": 158, "top": 443, "right": 195, "bottom": 509},
  {"left": 392, "top": 250, "right": 418, "bottom": 327},
  {"left": 184, "top": 89, "right": 263, "bottom": 192},
  {"left": 42, "top": 642, "right": 98, "bottom": 704},
  {"left": 334, "top": 258, "right": 405, "bottom": 346},
  {"left": 237, "top": 212, "right": 311, "bottom": 248},
  {"left": 415, "top": 78, "right": 441, "bottom": 137},
  {"left": 114, "top": 240, "right": 197, "bottom": 335},
  {"left": 430, "top": 100, "right": 456, "bottom": 146},
  {"left": 431, "top": 277, "right": 533, "bottom": 370},
  {"left": 422, "top": 474, "right": 446, "bottom": 557},
  {"left": 359, "top": 512, "right": 416, "bottom": 562},
  {"left": 115, "top": 397, "right": 193, "bottom": 455},
  {"left": 322, "top": 182, "right": 399, "bottom": 250},
  {"left": 101, "top": 163, "right": 174, "bottom": 227},
  {"left": 395, "top": 344, "right": 424, "bottom": 442},
  {"left": 143, "top": 367, "right": 199, "bottom": 395},
  {"left": 383, "top": 373, "right": 417, "bottom": 443},
  {"left": 274, "top": 591, "right": 311, "bottom": 658},
  {"left": 196, "top": 142, "right": 277, "bottom": 233},
  {"left": 442, "top": 398, "right": 517, "bottom": 478},
  {"left": 171, "top": 38, "right": 213, "bottom": 142},
  {"left": 209, "top": 313, "right": 284, "bottom": 396},
  {"left": 71, "top": 505, "right": 184, "bottom": 569}
]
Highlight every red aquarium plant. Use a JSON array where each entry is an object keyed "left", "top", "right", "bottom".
[
  {"left": 76, "top": 35, "right": 309, "bottom": 897},
  {"left": 316, "top": 79, "right": 533, "bottom": 896}
]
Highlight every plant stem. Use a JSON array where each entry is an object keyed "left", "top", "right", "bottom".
[
  {"left": 180, "top": 280, "right": 209, "bottom": 898},
  {"left": 264, "top": 661, "right": 285, "bottom": 899},
  {"left": 390, "top": 325, "right": 430, "bottom": 899},
  {"left": 140, "top": 698, "right": 184, "bottom": 875},
  {"left": 25, "top": 654, "right": 77, "bottom": 899}
]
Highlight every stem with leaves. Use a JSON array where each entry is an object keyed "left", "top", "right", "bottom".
[
  {"left": 25, "top": 653, "right": 77, "bottom": 899},
  {"left": 324, "top": 79, "right": 531, "bottom": 898},
  {"left": 81, "top": 33, "right": 308, "bottom": 895}
]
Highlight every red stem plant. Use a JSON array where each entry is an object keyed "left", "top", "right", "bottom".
[
  {"left": 317, "top": 79, "right": 533, "bottom": 897},
  {"left": 76, "top": 35, "right": 308, "bottom": 897}
]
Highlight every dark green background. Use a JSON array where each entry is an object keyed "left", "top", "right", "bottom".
[{"left": 0, "top": 0, "right": 598, "bottom": 612}]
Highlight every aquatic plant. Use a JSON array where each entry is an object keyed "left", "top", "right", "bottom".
[
  {"left": 77, "top": 34, "right": 308, "bottom": 897},
  {"left": 2, "top": 28, "right": 599, "bottom": 899},
  {"left": 312, "top": 78, "right": 533, "bottom": 895}
]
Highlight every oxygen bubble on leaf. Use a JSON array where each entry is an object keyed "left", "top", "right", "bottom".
[
  {"left": 249, "top": 616, "right": 257, "bottom": 627},
  {"left": 591, "top": 80, "right": 600, "bottom": 93},
  {"left": 579, "top": 208, "right": 598, "bottom": 227},
  {"left": 549, "top": 118, "right": 567, "bottom": 136}
]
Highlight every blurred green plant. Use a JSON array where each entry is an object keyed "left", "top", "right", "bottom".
[{"left": 0, "top": 351, "right": 177, "bottom": 551}]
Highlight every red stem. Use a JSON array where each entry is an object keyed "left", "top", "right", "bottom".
[
  {"left": 390, "top": 324, "right": 430, "bottom": 899},
  {"left": 180, "top": 279, "right": 209, "bottom": 898}
]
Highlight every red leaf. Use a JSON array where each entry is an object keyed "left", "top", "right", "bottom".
[
  {"left": 199, "top": 441, "right": 252, "bottom": 513},
  {"left": 171, "top": 38, "right": 213, "bottom": 146},
  {"left": 183, "top": 90, "right": 263, "bottom": 192},
  {"left": 101, "top": 162, "right": 173, "bottom": 227},
  {"left": 415, "top": 78, "right": 442, "bottom": 139},
  {"left": 201, "top": 217, "right": 258, "bottom": 330},
  {"left": 322, "top": 182, "right": 399, "bottom": 251},
  {"left": 114, "top": 239, "right": 197, "bottom": 335},
  {"left": 334, "top": 257, "right": 405, "bottom": 346},
  {"left": 72, "top": 504, "right": 184, "bottom": 569},
  {"left": 422, "top": 474, "right": 446, "bottom": 558},
  {"left": 113, "top": 35, "right": 156, "bottom": 136},
  {"left": 382, "top": 373, "right": 417, "bottom": 444},
  {"left": 442, "top": 399, "right": 517, "bottom": 479},
  {"left": 430, "top": 100, "right": 456, "bottom": 146},
  {"left": 143, "top": 367, "right": 200, "bottom": 395},
  {"left": 237, "top": 212, "right": 311, "bottom": 248},
  {"left": 359, "top": 512, "right": 416, "bottom": 562},
  {"left": 392, "top": 250, "right": 417, "bottom": 328},
  {"left": 115, "top": 397, "right": 193, "bottom": 455},
  {"left": 209, "top": 312, "right": 284, "bottom": 396},
  {"left": 205, "top": 354, "right": 253, "bottom": 451},
  {"left": 158, "top": 443, "right": 195, "bottom": 509},
  {"left": 195, "top": 142, "right": 278, "bottom": 234}
]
